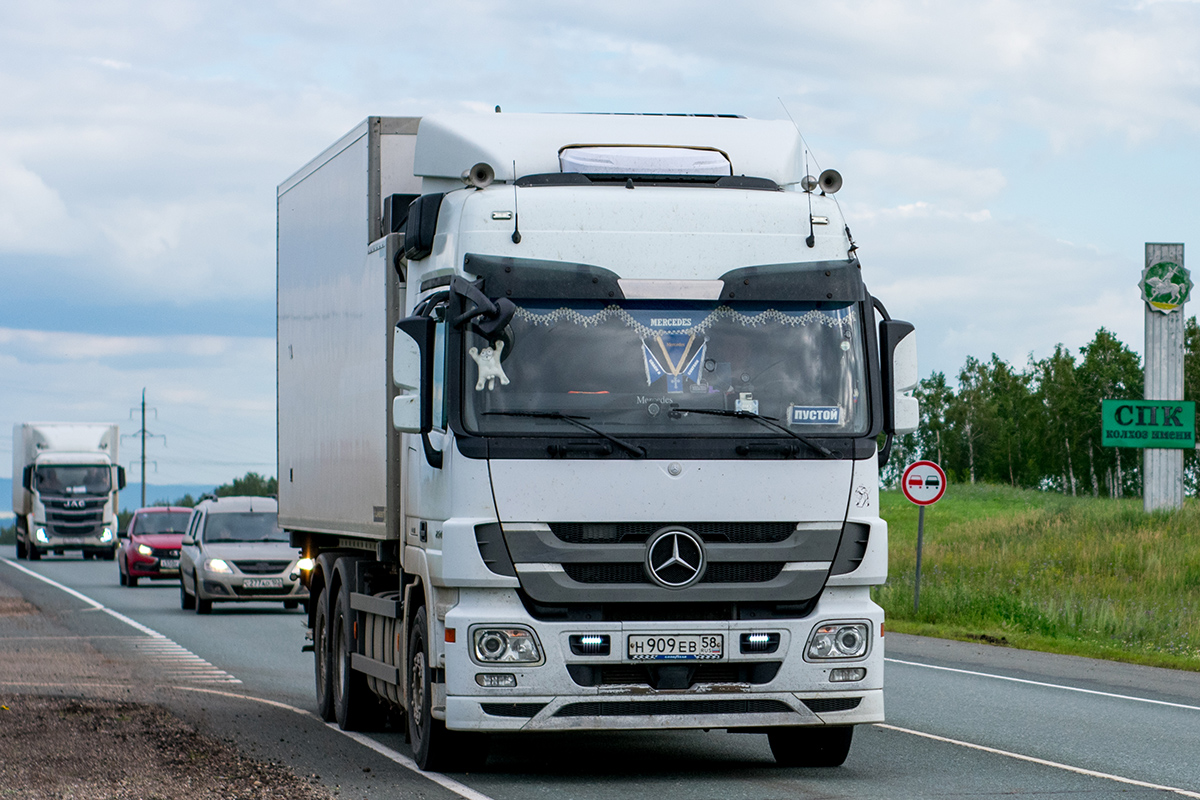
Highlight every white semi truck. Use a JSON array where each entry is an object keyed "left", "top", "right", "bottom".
[
  {"left": 278, "top": 113, "right": 919, "bottom": 770},
  {"left": 12, "top": 422, "right": 126, "bottom": 560}
]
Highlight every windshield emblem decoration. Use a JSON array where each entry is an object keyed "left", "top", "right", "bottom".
[
  {"left": 468, "top": 340, "right": 510, "bottom": 391},
  {"left": 645, "top": 529, "right": 706, "bottom": 589},
  {"left": 642, "top": 333, "right": 706, "bottom": 393}
]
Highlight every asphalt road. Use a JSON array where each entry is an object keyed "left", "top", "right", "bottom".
[{"left": 4, "top": 551, "right": 1200, "bottom": 800}]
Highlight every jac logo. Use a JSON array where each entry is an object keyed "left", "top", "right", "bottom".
[{"left": 64, "top": 499, "right": 86, "bottom": 509}]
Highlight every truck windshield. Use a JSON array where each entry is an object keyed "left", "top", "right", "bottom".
[
  {"left": 203, "top": 512, "right": 287, "bottom": 543},
  {"left": 35, "top": 465, "right": 111, "bottom": 496},
  {"left": 462, "top": 299, "right": 868, "bottom": 437}
]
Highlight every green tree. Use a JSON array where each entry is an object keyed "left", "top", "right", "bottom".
[
  {"left": 214, "top": 472, "right": 278, "bottom": 498},
  {"left": 1076, "top": 328, "right": 1142, "bottom": 497}
]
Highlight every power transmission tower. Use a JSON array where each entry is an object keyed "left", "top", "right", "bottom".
[{"left": 123, "top": 388, "right": 166, "bottom": 507}]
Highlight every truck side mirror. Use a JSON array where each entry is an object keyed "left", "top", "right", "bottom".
[
  {"left": 22, "top": 465, "right": 33, "bottom": 490},
  {"left": 116, "top": 465, "right": 127, "bottom": 491},
  {"left": 879, "top": 319, "right": 920, "bottom": 435},
  {"left": 393, "top": 316, "right": 436, "bottom": 434}
]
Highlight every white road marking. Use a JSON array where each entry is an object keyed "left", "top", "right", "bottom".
[
  {"left": 877, "top": 723, "right": 1200, "bottom": 798},
  {"left": 886, "top": 657, "right": 1200, "bottom": 712},
  {"left": 1, "top": 559, "right": 240, "bottom": 684},
  {"left": 175, "top": 687, "right": 499, "bottom": 800}
]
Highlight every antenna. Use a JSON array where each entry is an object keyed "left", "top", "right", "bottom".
[
  {"left": 779, "top": 98, "right": 817, "bottom": 249},
  {"left": 511, "top": 160, "right": 522, "bottom": 244}
]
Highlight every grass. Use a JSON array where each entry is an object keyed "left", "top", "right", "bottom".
[{"left": 875, "top": 483, "right": 1200, "bottom": 671}]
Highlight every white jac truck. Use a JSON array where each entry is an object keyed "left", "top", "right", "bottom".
[
  {"left": 278, "top": 112, "right": 919, "bottom": 771},
  {"left": 12, "top": 422, "right": 126, "bottom": 560}
]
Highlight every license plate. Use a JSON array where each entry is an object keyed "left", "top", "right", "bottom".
[
  {"left": 628, "top": 634, "right": 723, "bottom": 661},
  {"left": 243, "top": 578, "right": 283, "bottom": 589},
  {"left": 159, "top": 559, "right": 179, "bottom": 569}
]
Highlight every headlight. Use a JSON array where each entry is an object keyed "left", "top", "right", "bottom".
[
  {"left": 137, "top": 543, "right": 153, "bottom": 556},
  {"left": 100, "top": 528, "right": 114, "bottom": 543},
  {"left": 807, "top": 623, "right": 869, "bottom": 660},
  {"left": 205, "top": 558, "right": 233, "bottom": 574},
  {"left": 471, "top": 627, "right": 542, "bottom": 664},
  {"left": 296, "top": 557, "right": 315, "bottom": 572},
  {"left": 35, "top": 528, "right": 49, "bottom": 543}
]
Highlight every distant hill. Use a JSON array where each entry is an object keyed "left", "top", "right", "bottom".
[{"left": 1, "top": 478, "right": 217, "bottom": 513}]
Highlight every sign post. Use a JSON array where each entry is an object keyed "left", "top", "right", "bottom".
[
  {"left": 1138, "top": 243, "right": 1190, "bottom": 511},
  {"left": 901, "top": 460, "right": 947, "bottom": 614}
]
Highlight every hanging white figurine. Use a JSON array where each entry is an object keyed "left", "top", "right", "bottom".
[{"left": 469, "top": 340, "right": 510, "bottom": 390}]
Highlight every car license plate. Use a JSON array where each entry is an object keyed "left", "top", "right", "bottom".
[
  {"left": 159, "top": 559, "right": 179, "bottom": 569},
  {"left": 627, "top": 634, "right": 723, "bottom": 661},
  {"left": 243, "top": 578, "right": 283, "bottom": 589}
]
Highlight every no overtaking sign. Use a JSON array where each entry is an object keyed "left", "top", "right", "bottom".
[{"left": 902, "top": 460, "right": 946, "bottom": 506}]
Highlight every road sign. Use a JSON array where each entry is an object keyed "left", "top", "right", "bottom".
[
  {"left": 901, "top": 460, "right": 946, "bottom": 506},
  {"left": 1101, "top": 399, "right": 1196, "bottom": 449}
]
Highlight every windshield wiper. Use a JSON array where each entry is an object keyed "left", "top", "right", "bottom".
[
  {"left": 666, "top": 407, "right": 840, "bottom": 459},
  {"left": 482, "top": 411, "right": 647, "bottom": 458}
]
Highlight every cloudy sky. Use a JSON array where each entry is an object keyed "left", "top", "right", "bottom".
[{"left": 3, "top": 0, "right": 1199, "bottom": 486}]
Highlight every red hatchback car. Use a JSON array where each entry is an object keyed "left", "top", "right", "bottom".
[{"left": 118, "top": 507, "right": 193, "bottom": 587}]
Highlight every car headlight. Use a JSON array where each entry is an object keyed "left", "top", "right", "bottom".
[
  {"left": 205, "top": 558, "right": 233, "bottom": 574},
  {"left": 137, "top": 543, "right": 153, "bottom": 556},
  {"left": 35, "top": 528, "right": 49, "bottom": 543},
  {"left": 472, "top": 627, "right": 542, "bottom": 664},
  {"left": 100, "top": 528, "right": 114, "bottom": 543},
  {"left": 807, "top": 623, "right": 869, "bottom": 660}
]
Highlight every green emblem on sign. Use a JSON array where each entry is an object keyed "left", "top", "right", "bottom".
[{"left": 1139, "top": 260, "right": 1193, "bottom": 313}]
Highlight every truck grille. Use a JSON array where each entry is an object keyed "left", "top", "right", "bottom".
[
  {"left": 233, "top": 560, "right": 291, "bottom": 575},
  {"left": 43, "top": 497, "right": 106, "bottom": 536},
  {"left": 562, "top": 563, "right": 785, "bottom": 585},
  {"left": 567, "top": 662, "right": 782, "bottom": 689},
  {"left": 550, "top": 522, "right": 797, "bottom": 545}
]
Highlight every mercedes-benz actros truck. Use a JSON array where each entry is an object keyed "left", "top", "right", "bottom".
[{"left": 278, "top": 112, "right": 919, "bottom": 770}]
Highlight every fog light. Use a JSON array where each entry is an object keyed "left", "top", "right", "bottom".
[
  {"left": 100, "top": 528, "right": 114, "bottom": 543},
  {"left": 569, "top": 634, "right": 611, "bottom": 656},
  {"left": 807, "top": 622, "right": 869, "bottom": 660},
  {"left": 35, "top": 528, "right": 49, "bottom": 543},
  {"left": 829, "top": 667, "right": 867, "bottom": 682},
  {"left": 472, "top": 627, "right": 542, "bottom": 664},
  {"left": 740, "top": 632, "right": 781, "bottom": 654},
  {"left": 476, "top": 673, "right": 517, "bottom": 687}
]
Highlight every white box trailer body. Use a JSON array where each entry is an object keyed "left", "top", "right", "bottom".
[
  {"left": 12, "top": 422, "right": 125, "bottom": 560},
  {"left": 277, "top": 113, "right": 918, "bottom": 769}
]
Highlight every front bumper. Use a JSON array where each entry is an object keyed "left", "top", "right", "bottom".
[
  {"left": 31, "top": 524, "right": 115, "bottom": 552},
  {"left": 127, "top": 553, "right": 180, "bottom": 578},
  {"left": 199, "top": 575, "right": 309, "bottom": 602},
  {"left": 441, "top": 586, "right": 884, "bottom": 732}
]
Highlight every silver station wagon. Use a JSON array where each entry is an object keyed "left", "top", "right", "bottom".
[{"left": 178, "top": 495, "right": 308, "bottom": 614}]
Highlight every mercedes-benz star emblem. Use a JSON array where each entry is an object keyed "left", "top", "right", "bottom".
[{"left": 645, "top": 528, "right": 706, "bottom": 589}]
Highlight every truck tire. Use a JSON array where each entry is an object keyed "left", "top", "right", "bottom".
[
  {"left": 333, "top": 582, "right": 384, "bottom": 731},
  {"left": 15, "top": 538, "right": 26, "bottom": 560},
  {"left": 768, "top": 725, "right": 854, "bottom": 767},
  {"left": 180, "top": 577, "right": 195, "bottom": 610},
  {"left": 195, "top": 577, "right": 212, "bottom": 614},
  {"left": 28, "top": 544, "right": 41, "bottom": 561},
  {"left": 313, "top": 588, "right": 335, "bottom": 722},
  {"left": 407, "top": 606, "right": 488, "bottom": 771}
]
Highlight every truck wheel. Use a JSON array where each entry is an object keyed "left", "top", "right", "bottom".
[
  {"left": 16, "top": 538, "right": 26, "bottom": 559},
  {"left": 28, "top": 545, "right": 41, "bottom": 561},
  {"left": 333, "top": 583, "right": 383, "bottom": 731},
  {"left": 407, "top": 606, "right": 488, "bottom": 771},
  {"left": 768, "top": 726, "right": 854, "bottom": 767},
  {"left": 180, "top": 577, "right": 195, "bottom": 610},
  {"left": 102, "top": 549, "right": 115, "bottom": 561},
  {"left": 195, "top": 578, "right": 212, "bottom": 614},
  {"left": 313, "top": 588, "right": 335, "bottom": 721}
]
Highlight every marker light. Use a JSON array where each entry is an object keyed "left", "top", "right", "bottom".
[{"left": 296, "top": 557, "right": 315, "bottom": 572}]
